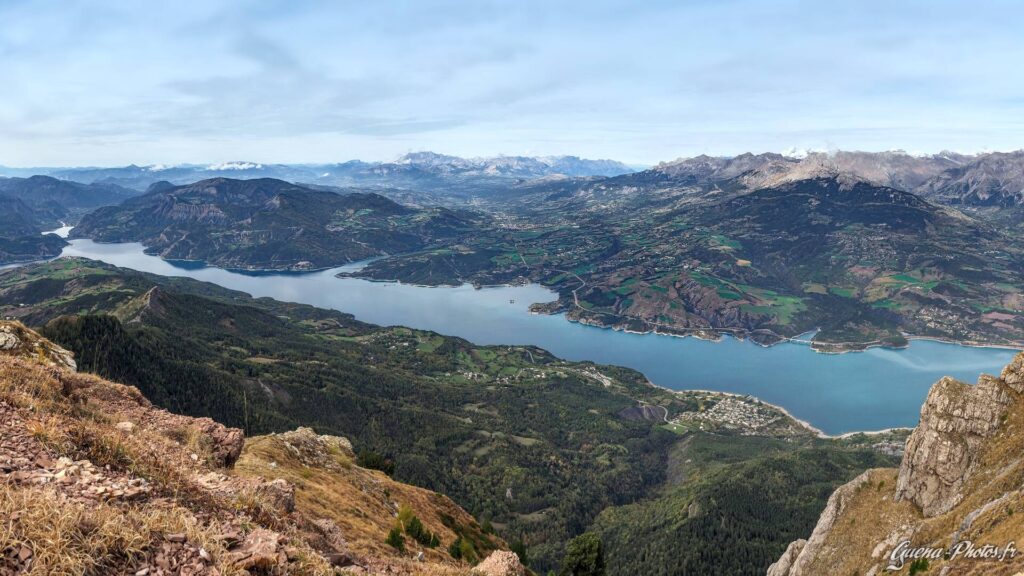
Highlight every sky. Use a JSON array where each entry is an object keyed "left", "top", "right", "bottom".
[{"left": 2, "top": 0, "right": 1023, "bottom": 166}]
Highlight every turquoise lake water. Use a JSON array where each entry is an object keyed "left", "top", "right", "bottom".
[{"left": 55, "top": 239, "right": 1019, "bottom": 435}]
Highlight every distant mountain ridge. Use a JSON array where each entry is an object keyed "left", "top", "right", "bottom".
[
  {"left": 915, "top": 150, "right": 1024, "bottom": 207},
  {"left": 1, "top": 152, "right": 634, "bottom": 193},
  {"left": 0, "top": 175, "right": 137, "bottom": 231},
  {"left": 0, "top": 175, "right": 137, "bottom": 264},
  {"left": 644, "top": 149, "right": 1024, "bottom": 209},
  {"left": 10, "top": 149, "right": 1024, "bottom": 208}
]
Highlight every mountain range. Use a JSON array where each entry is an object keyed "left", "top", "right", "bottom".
[
  {"left": 0, "top": 152, "right": 635, "bottom": 197},
  {"left": 0, "top": 175, "right": 138, "bottom": 221},
  {"left": 6, "top": 148, "right": 1024, "bottom": 348},
  {"left": 341, "top": 172, "right": 1024, "bottom": 350},
  {"left": 51, "top": 148, "right": 1024, "bottom": 350},
  {"left": 9, "top": 149, "right": 1024, "bottom": 209},
  {"left": 643, "top": 149, "right": 1024, "bottom": 212}
]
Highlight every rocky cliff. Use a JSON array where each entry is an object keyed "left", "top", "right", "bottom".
[
  {"left": 0, "top": 322, "right": 523, "bottom": 575},
  {"left": 767, "top": 352, "right": 1024, "bottom": 576}
]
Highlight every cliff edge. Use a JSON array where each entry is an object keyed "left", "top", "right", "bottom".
[{"left": 768, "top": 352, "right": 1024, "bottom": 576}]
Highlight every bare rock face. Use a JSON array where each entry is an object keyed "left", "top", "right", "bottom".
[
  {"left": 473, "top": 551, "right": 527, "bottom": 576},
  {"left": 894, "top": 372, "right": 1011, "bottom": 516},
  {"left": 274, "top": 427, "right": 355, "bottom": 470},
  {"left": 766, "top": 540, "right": 805, "bottom": 576},
  {"left": 227, "top": 528, "right": 286, "bottom": 571},
  {"left": 195, "top": 418, "right": 245, "bottom": 468},
  {"left": 782, "top": 470, "right": 874, "bottom": 576},
  {"left": 0, "top": 321, "right": 76, "bottom": 371},
  {"left": 256, "top": 478, "right": 296, "bottom": 514},
  {"left": 1000, "top": 352, "right": 1024, "bottom": 393}
]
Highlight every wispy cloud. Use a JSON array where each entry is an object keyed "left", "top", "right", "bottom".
[{"left": 2, "top": 0, "right": 1024, "bottom": 166}]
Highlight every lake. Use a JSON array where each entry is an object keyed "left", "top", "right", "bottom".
[{"left": 53, "top": 239, "right": 1019, "bottom": 434}]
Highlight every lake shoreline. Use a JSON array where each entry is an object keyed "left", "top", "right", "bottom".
[
  {"left": 67, "top": 241, "right": 1024, "bottom": 355},
  {"left": 18, "top": 239, "right": 1016, "bottom": 435},
  {"left": 664, "top": 385, "right": 915, "bottom": 439},
  {"left": 552, "top": 309, "right": 1024, "bottom": 355}
]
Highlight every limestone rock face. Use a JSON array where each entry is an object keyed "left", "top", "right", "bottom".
[
  {"left": 783, "top": 470, "right": 875, "bottom": 576},
  {"left": 766, "top": 540, "right": 805, "bottom": 576},
  {"left": 1000, "top": 352, "right": 1024, "bottom": 393},
  {"left": 894, "top": 373, "right": 1010, "bottom": 516},
  {"left": 274, "top": 427, "right": 355, "bottom": 469},
  {"left": 473, "top": 551, "right": 527, "bottom": 576}
]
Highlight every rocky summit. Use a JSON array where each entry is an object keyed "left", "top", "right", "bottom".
[
  {"left": 768, "top": 352, "right": 1024, "bottom": 576},
  {"left": 0, "top": 322, "right": 523, "bottom": 576}
]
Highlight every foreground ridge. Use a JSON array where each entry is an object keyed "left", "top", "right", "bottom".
[{"left": 0, "top": 321, "right": 521, "bottom": 576}]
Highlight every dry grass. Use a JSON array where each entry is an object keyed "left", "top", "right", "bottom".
[
  {"left": 235, "top": 434, "right": 497, "bottom": 567},
  {"left": 798, "top": 468, "right": 920, "bottom": 576},
  {"left": 0, "top": 483, "right": 236, "bottom": 576},
  {"left": 0, "top": 356, "right": 67, "bottom": 412}
]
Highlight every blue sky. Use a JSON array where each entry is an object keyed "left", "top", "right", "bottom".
[{"left": 1, "top": 0, "right": 1023, "bottom": 166}]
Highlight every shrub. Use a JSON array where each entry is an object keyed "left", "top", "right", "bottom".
[
  {"left": 386, "top": 526, "right": 405, "bottom": 551},
  {"left": 449, "top": 537, "right": 463, "bottom": 560}
]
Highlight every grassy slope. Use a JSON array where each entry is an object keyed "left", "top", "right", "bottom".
[{"left": 0, "top": 329, "right": 491, "bottom": 575}]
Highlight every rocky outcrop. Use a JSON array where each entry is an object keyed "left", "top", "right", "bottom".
[
  {"left": 767, "top": 352, "right": 1024, "bottom": 576},
  {"left": 894, "top": 374, "right": 1010, "bottom": 516},
  {"left": 999, "top": 352, "right": 1024, "bottom": 393},
  {"left": 272, "top": 426, "right": 355, "bottom": 468},
  {"left": 0, "top": 320, "right": 76, "bottom": 371},
  {"left": 771, "top": 470, "right": 875, "bottom": 576},
  {"left": 473, "top": 551, "right": 527, "bottom": 576},
  {"left": 226, "top": 528, "right": 286, "bottom": 571},
  {"left": 766, "top": 540, "right": 805, "bottom": 576}
]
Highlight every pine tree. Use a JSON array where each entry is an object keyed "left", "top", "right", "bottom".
[
  {"left": 449, "top": 537, "right": 463, "bottom": 560},
  {"left": 511, "top": 538, "right": 529, "bottom": 566},
  {"left": 559, "top": 533, "right": 605, "bottom": 576},
  {"left": 385, "top": 526, "right": 405, "bottom": 551},
  {"left": 405, "top": 516, "right": 426, "bottom": 542}
]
